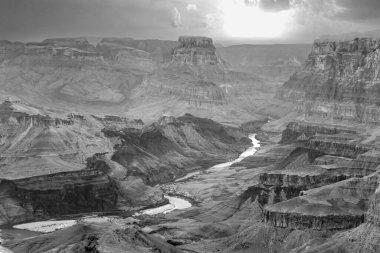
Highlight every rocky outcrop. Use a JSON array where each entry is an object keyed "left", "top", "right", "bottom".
[
  {"left": 249, "top": 146, "right": 358, "bottom": 205},
  {"left": 257, "top": 119, "right": 380, "bottom": 232},
  {"left": 278, "top": 37, "right": 380, "bottom": 123},
  {"left": 0, "top": 100, "right": 74, "bottom": 126},
  {"left": 280, "top": 121, "right": 357, "bottom": 144},
  {"left": 172, "top": 36, "right": 221, "bottom": 66},
  {"left": 294, "top": 176, "right": 380, "bottom": 253},
  {"left": 280, "top": 121, "right": 371, "bottom": 158},
  {"left": 264, "top": 170, "right": 379, "bottom": 230},
  {"left": 0, "top": 156, "right": 165, "bottom": 226},
  {"left": 309, "top": 137, "right": 370, "bottom": 158}
]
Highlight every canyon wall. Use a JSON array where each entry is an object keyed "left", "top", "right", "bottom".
[{"left": 278, "top": 37, "right": 380, "bottom": 123}]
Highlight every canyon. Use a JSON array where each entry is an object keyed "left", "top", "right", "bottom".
[
  {"left": 1, "top": 34, "right": 380, "bottom": 253},
  {"left": 0, "top": 36, "right": 302, "bottom": 124}
]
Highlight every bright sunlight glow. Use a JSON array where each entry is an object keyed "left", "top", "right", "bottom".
[{"left": 219, "top": 0, "right": 293, "bottom": 38}]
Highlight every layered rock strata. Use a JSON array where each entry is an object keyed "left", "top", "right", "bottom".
[
  {"left": 264, "top": 170, "right": 379, "bottom": 230},
  {"left": 278, "top": 37, "right": 380, "bottom": 123},
  {"left": 262, "top": 121, "right": 380, "bottom": 230},
  {"left": 172, "top": 36, "right": 221, "bottom": 66},
  {"left": 0, "top": 160, "right": 165, "bottom": 226}
]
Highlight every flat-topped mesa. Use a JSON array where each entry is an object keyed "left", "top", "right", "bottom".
[
  {"left": 23, "top": 37, "right": 101, "bottom": 60},
  {"left": 0, "top": 100, "right": 73, "bottom": 127},
  {"left": 172, "top": 36, "right": 220, "bottom": 65},
  {"left": 178, "top": 36, "right": 215, "bottom": 49},
  {"left": 42, "top": 37, "right": 96, "bottom": 51},
  {"left": 278, "top": 37, "right": 380, "bottom": 123},
  {"left": 311, "top": 37, "right": 380, "bottom": 55}
]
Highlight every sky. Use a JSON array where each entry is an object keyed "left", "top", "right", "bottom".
[{"left": 0, "top": 0, "right": 379, "bottom": 43}]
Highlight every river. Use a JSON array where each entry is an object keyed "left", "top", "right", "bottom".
[
  {"left": 139, "top": 134, "right": 261, "bottom": 215},
  {"left": 175, "top": 134, "right": 260, "bottom": 181},
  {"left": 10, "top": 134, "right": 260, "bottom": 232}
]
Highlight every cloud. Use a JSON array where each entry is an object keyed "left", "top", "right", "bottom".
[
  {"left": 171, "top": 7, "right": 182, "bottom": 27},
  {"left": 1, "top": 0, "right": 380, "bottom": 43},
  {"left": 245, "top": 0, "right": 290, "bottom": 11},
  {"left": 186, "top": 4, "right": 198, "bottom": 12},
  {"left": 334, "top": 0, "right": 380, "bottom": 20},
  {"left": 202, "top": 13, "right": 224, "bottom": 29},
  {"left": 280, "top": 0, "right": 379, "bottom": 42}
]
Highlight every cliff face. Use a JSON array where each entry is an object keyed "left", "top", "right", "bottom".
[
  {"left": 260, "top": 120, "right": 380, "bottom": 232},
  {"left": 0, "top": 159, "right": 165, "bottom": 226},
  {"left": 278, "top": 37, "right": 380, "bottom": 123},
  {"left": 171, "top": 36, "right": 221, "bottom": 66}
]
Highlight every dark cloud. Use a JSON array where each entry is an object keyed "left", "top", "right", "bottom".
[
  {"left": 245, "top": 0, "right": 290, "bottom": 11},
  {"left": 0, "top": 0, "right": 195, "bottom": 41},
  {"left": 334, "top": 0, "right": 380, "bottom": 20},
  {"left": 0, "top": 0, "right": 379, "bottom": 43}
]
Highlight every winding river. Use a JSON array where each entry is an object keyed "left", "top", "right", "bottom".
[
  {"left": 140, "top": 134, "right": 261, "bottom": 215},
  {"left": 11, "top": 134, "right": 260, "bottom": 232},
  {"left": 175, "top": 133, "right": 260, "bottom": 181}
]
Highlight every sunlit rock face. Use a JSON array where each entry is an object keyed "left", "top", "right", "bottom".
[
  {"left": 278, "top": 37, "right": 380, "bottom": 123},
  {"left": 166, "top": 36, "right": 226, "bottom": 80}
]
